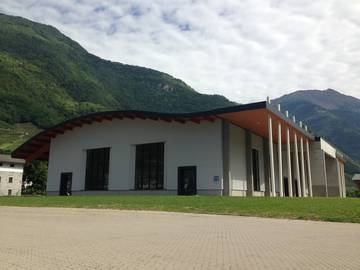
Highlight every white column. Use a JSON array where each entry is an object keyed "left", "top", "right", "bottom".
[
  {"left": 293, "top": 132, "right": 302, "bottom": 197},
  {"left": 268, "top": 115, "right": 276, "bottom": 197},
  {"left": 286, "top": 128, "right": 293, "bottom": 197},
  {"left": 278, "top": 122, "right": 283, "bottom": 197},
  {"left": 341, "top": 163, "right": 346, "bottom": 197},
  {"left": 336, "top": 159, "right": 342, "bottom": 197},
  {"left": 306, "top": 139, "right": 313, "bottom": 197},
  {"left": 300, "top": 137, "right": 307, "bottom": 197}
]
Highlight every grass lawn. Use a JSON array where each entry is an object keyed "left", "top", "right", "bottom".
[{"left": 0, "top": 196, "right": 359, "bottom": 223}]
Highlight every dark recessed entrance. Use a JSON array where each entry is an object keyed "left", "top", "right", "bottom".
[
  {"left": 294, "top": 180, "right": 299, "bottom": 197},
  {"left": 59, "top": 172, "right": 72, "bottom": 196},
  {"left": 178, "top": 166, "right": 197, "bottom": 195},
  {"left": 284, "top": 177, "right": 289, "bottom": 197}
]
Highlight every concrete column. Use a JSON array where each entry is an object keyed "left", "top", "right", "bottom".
[
  {"left": 323, "top": 153, "right": 329, "bottom": 197},
  {"left": 263, "top": 139, "right": 270, "bottom": 197},
  {"left": 293, "top": 132, "right": 302, "bottom": 197},
  {"left": 306, "top": 140, "right": 313, "bottom": 197},
  {"left": 268, "top": 115, "right": 276, "bottom": 197},
  {"left": 245, "top": 130, "right": 254, "bottom": 197},
  {"left": 286, "top": 128, "right": 293, "bottom": 197},
  {"left": 222, "top": 120, "right": 230, "bottom": 196},
  {"left": 341, "top": 163, "right": 346, "bottom": 197},
  {"left": 336, "top": 159, "right": 342, "bottom": 197},
  {"left": 278, "top": 122, "right": 283, "bottom": 197},
  {"left": 300, "top": 137, "right": 307, "bottom": 197}
]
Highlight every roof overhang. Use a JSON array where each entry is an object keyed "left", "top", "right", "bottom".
[{"left": 12, "top": 101, "right": 315, "bottom": 163}]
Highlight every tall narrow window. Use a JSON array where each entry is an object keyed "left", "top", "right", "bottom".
[
  {"left": 85, "top": 147, "right": 110, "bottom": 190},
  {"left": 252, "top": 149, "right": 260, "bottom": 191},
  {"left": 135, "top": 142, "right": 164, "bottom": 190}
]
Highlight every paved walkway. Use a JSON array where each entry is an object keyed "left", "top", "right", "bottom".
[{"left": 0, "top": 207, "right": 359, "bottom": 269}]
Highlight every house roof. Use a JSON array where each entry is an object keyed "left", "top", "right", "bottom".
[
  {"left": 0, "top": 154, "right": 25, "bottom": 164},
  {"left": 11, "top": 101, "right": 314, "bottom": 163},
  {"left": 353, "top": 174, "right": 360, "bottom": 181}
]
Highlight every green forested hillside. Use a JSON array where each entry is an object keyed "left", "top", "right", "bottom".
[{"left": 0, "top": 13, "right": 234, "bottom": 152}]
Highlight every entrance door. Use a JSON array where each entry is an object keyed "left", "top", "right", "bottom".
[
  {"left": 284, "top": 177, "right": 289, "bottom": 197},
  {"left": 178, "top": 166, "right": 197, "bottom": 195},
  {"left": 59, "top": 172, "right": 72, "bottom": 196},
  {"left": 294, "top": 180, "right": 299, "bottom": 197}
]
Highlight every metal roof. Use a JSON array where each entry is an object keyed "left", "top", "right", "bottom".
[{"left": 0, "top": 154, "right": 25, "bottom": 164}]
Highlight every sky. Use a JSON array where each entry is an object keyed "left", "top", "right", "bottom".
[{"left": 1, "top": 0, "right": 360, "bottom": 103}]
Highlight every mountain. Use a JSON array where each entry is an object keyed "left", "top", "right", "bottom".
[
  {"left": 0, "top": 13, "right": 234, "bottom": 152},
  {"left": 274, "top": 89, "right": 360, "bottom": 185}
]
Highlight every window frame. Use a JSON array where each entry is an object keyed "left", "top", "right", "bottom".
[{"left": 135, "top": 142, "right": 164, "bottom": 190}]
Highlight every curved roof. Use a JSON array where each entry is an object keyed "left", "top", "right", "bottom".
[{"left": 12, "top": 101, "right": 314, "bottom": 163}]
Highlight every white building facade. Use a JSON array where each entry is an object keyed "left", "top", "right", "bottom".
[
  {"left": 0, "top": 154, "right": 24, "bottom": 196},
  {"left": 12, "top": 101, "right": 346, "bottom": 197}
]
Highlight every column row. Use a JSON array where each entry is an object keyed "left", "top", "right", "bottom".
[{"left": 267, "top": 114, "right": 313, "bottom": 197}]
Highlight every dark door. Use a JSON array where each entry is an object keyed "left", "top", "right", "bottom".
[
  {"left": 178, "top": 166, "right": 197, "bottom": 195},
  {"left": 284, "top": 177, "right": 289, "bottom": 197},
  {"left": 294, "top": 180, "right": 299, "bottom": 197},
  {"left": 59, "top": 173, "right": 72, "bottom": 196}
]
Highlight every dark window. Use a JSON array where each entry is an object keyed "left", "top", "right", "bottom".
[
  {"left": 8, "top": 177, "right": 13, "bottom": 183},
  {"left": 135, "top": 142, "right": 164, "bottom": 190},
  {"left": 8, "top": 190, "right": 12, "bottom": 196},
  {"left": 10, "top": 163, "right": 15, "bottom": 167},
  {"left": 252, "top": 149, "right": 260, "bottom": 191},
  {"left": 0, "top": 162, "right": 3, "bottom": 166},
  {"left": 85, "top": 147, "right": 110, "bottom": 190}
]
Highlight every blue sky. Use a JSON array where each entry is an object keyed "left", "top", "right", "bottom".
[{"left": 1, "top": 0, "right": 359, "bottom": 102}]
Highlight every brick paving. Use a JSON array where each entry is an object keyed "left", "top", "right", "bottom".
[{"left": 0, "top": 206, "right": 359, "bottom": 270}]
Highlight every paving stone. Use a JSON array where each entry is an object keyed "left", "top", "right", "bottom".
[{"left": 0, "top": 207, "right": 359, "bottom": 270}]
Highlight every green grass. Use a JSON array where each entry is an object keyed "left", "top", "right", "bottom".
[{"left": 0, "top": 196, "right": 359, "bottom": 223}]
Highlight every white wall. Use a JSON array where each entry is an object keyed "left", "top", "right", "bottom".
[
  {"left": 0, "top": 163, "right": 23, "bottom": 196},
  {"left": 320, "top": 139, "right": 336, "bottom": 158},
  {"left": 228, "top": 124, "right": 265, "bottom": 196},
  {"left": 229, "top": 124, "right": 246, "bottom": 194},
  {"left": 310, "top": 141, "right": 328, "bottom": 196},
  {"left": 251, "top": 133, "right": 266, "bottom": 193},
  {"left": 47, "top": 119, "right": 223, "bottom": 194}
]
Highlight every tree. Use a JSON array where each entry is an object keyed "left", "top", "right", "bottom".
[{"left": 22, "top": 161, "right": 47, "bottom": 195}]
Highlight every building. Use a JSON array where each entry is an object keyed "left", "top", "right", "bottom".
[
  {"left": 353, "top": 174, "right": 360, "bottom": 190},
  {"left": 12, "top": 100, "right": 346, "bottom": 197},
  {"left": 0, "top": 154, "right": 25, "bottom": 196}
]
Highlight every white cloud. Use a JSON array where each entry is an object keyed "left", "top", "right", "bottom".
[{"left": 1, "top": 0, "right": 360, "bottom": 102}]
